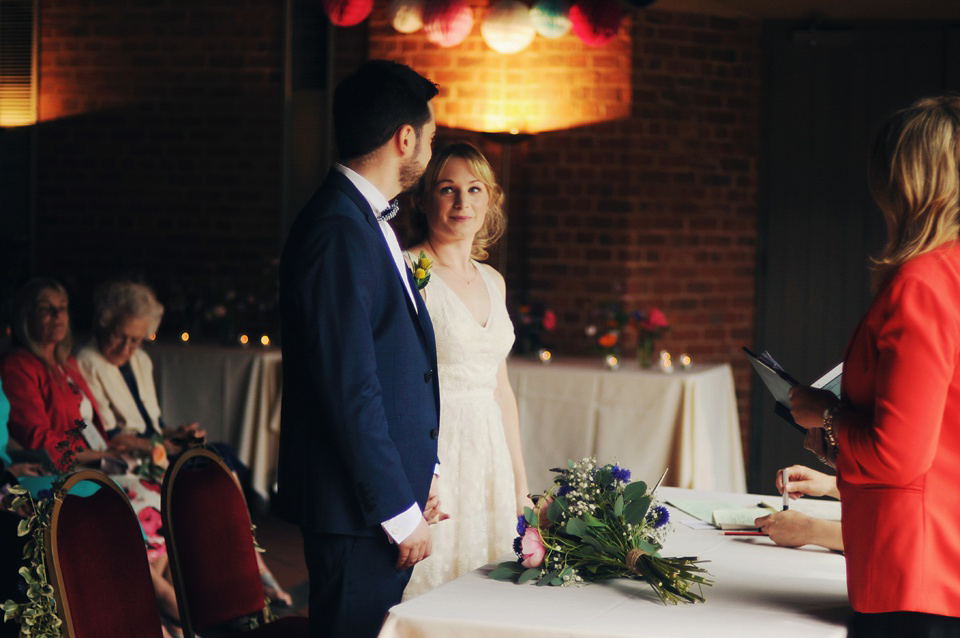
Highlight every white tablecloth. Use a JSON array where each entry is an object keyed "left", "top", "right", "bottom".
[
  {"left": 144, "top": 343, "right": 282, "bottom": 496},
  {"left": 380, "top": 486, "right": 850, "bottom": 638},
  {"left": 508, "top": 358, "right": 746, "bottom": 493}
]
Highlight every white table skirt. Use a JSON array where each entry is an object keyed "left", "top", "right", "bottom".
[
  {"left": 508, "top": 358, "right": 746, "bottom": 494},
  {"left": 380, "top": 486, "right": 850, "bottom": 638},
  {"left": 144, "top": 342, "right": 282, "bottom": 496}
]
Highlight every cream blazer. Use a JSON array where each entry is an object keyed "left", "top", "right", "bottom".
[{"left": 76, "top": 345, "right": 163, "bottom": 435}]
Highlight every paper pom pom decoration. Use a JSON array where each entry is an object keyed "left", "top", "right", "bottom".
[
  {"left": 569, "top": 0, "right": 622, "bottom": 47},
  {"left": 322, "top": 0, "right": 374, "bottom": 26},
  {"left": 389, "top": 0, "right": 425, "bottom": 33},
  {"left": 529, "top": 0, "right": 572, "bottom": 39},
  {"left": 481, "top": 0, "right": 536, "bottom": 54},
  {"left": 423, "top": 0, "right": 475, "bottom": 47}
]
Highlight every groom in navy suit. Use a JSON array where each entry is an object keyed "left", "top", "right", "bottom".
[{"left": 276, "top": 60, "right": 441, "bottom": 638}]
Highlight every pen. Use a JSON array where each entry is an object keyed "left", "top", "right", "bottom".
[
  {"left": 782, "top": 467, "right": 790, "bottom": 511},
  {"left": 724, "top": 531, "right": 767, "bottom": 536}
]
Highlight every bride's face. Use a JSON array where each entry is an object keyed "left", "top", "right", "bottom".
[{"left": 426, "top": 157, "right": 489, "bottom": 243}]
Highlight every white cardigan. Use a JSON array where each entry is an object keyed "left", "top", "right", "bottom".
[{"left": 76, "top": 345, "right": 163, "bottom": 435}]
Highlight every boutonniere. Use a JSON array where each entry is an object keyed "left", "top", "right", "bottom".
[{"left": 411, "top": 250, "right": 432, "bottom": 290}]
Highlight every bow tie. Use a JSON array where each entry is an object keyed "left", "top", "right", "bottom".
[{"left": 376, "top": 199, "right": 400, "bottom": 223}]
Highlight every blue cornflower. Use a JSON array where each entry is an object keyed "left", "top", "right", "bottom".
[
  {"left": 557, "top": 484, "right": 572, "bottom": 497},
  {"left": 513, "top": 536, "right": 523, "bottom": 559},
  {"left": 611, "top": 465, "right": 631, "bottom": 483},
  {"left": 648, "top": 504, "right": 669, "bottom": 528},
  {"left": 516, "top": 514, "right": 526, "bottom": 536},
  {"left": 37, "top": 489, "right": 53, "bottom": 500}
]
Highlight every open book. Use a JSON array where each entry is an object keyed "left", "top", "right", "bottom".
[{"left": 743, "top": 347, "right": 842, "bottom": 433}]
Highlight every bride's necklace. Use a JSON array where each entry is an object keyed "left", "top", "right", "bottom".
[{"left": 428, "top": 238, "right": 478, "bottom": 285}]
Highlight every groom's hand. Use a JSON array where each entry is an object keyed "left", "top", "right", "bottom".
[{"left": 395, "top": 518, "right": 432, "bottom": 570}]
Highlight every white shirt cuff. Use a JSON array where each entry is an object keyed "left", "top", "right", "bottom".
[
  {"left": 381, "top": 502, "right": 422, "bottom": 544},
  {"left": 434, "top": 463, "right": 440, "bottom": 476}
]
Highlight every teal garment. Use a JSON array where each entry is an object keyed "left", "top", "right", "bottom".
[{"left": 0, "top": 378, "right": 10, "bottom": 467}]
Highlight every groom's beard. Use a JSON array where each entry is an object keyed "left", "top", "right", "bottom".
[{"left": 398, "top": 134, "right": 425, "bottom": 192}]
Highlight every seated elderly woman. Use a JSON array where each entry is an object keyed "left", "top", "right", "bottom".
[
  {"left": 76, "top": 279, "right": 292, "bottom": 607},
  {"left": 76, "top": 280, "right": 202, "bottom": 453}
]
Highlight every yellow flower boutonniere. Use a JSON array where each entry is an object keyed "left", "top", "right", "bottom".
[{"left": 412, "top": 250, "right": 432, "bottom": 290}]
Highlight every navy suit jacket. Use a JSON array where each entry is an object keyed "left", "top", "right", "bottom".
[{"left": 275, "top": 169, "right": 441, "bottom": 536}]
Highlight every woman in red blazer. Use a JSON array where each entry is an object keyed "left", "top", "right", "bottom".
[
  {"left": 0, "top": 278, "right": 119, "bottom": 466},
  {"left": 790, "top": 96, "right": 960, "bottom": 637}
]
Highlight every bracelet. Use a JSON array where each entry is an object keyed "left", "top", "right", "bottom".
[{"left": 821, "top": 402, "right": 842, "bottom": 449}]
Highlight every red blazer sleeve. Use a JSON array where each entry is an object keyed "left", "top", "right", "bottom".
[
  {"left": 0, "top": 353, "right": 66, "bottom": 453},
  {"left": 837, "top": 273, "right": 960, "bottom": 485}
]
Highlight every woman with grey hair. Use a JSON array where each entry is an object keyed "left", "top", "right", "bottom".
[{"left": 76, "top": 280, "right": 200, "bottom": 452}]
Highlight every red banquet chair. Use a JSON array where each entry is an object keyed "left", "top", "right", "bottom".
[
  {"left": 161, "top": 446, "right": 308, "bottom": 638},
  {"left": 46, "top": 469, "right": 164, "bottom": 638}
]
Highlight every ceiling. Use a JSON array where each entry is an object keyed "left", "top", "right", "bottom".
[{"left": 656, "top": 0, "right": 960, "bottom": 20}]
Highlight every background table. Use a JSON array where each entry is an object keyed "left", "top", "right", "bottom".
[
  {"left": 508, "top": 358, "right": 746, "bottom": 493},
  {"left": 380, "top": 486, "right": 850, "bottom": 638},
  {"left": 145, "top": 342, "right": 281, "bottom": 497}
]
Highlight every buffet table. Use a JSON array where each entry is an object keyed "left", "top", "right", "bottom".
[
  {"left": 380, "top": 486, "right": 850, "bottom": 638},
  {"left": 508, "top": 358, "right": 746, "bottom": 493}
]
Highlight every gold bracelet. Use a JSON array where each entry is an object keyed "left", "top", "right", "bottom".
[{"left": 821, "top": 403, "right": 841, "bottom": 449}]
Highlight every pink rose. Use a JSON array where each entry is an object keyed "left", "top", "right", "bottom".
[
  {"left": 542, "top": 309, "right": 557, "bottom": 331},
  {"left": 138, "top": 506, "right": 163, "bottom": 536},
  {"left": 520, "top": 527, "right": 546, "bottom": 568}
]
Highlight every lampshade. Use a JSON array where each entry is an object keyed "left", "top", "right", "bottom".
[
  {"left": 423, "top": 0, "right": 474, "bottom": 47},
  {"left": 322, "top": 0, "right": 374, "bottom": 26},
  {"left": 481, "top": 0, "right": 536, "bottom": 54},
  {"left": 389, "top": 0, "right": 425, "bottom": 33},
  {"left": 529, "top": 0, "right": 571, "bottom": 39},
  {"left": 569, "top": 0, "right": 621, "bottom": 47}
]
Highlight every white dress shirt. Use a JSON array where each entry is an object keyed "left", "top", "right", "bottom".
[{"left": 333, "top": 163, "right": 424, "bottom": 544}]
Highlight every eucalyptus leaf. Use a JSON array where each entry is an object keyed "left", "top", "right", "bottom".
[
  {"left": 547, "top": 498, "right": 564, "bottom": 524},
  {"left": 584, "top": 513, "right": 606, "bottom": 528},
  {"left": 614, "top": 494, "right": 624, "bottom": 517},
  {"left": 518, "top": 567, "right": 542, "bottom": 584},
  {"left": 523, "top": 506, "right": 536, "bottom": 527},
  {"left": 623, "top": 481, "right": 649, "bottom": 503},
  {"left": 488, "top": 566, "right": 521, "bottom": 581},
  {"left": 624, "top": 496, "right": 651, "bottom": 525},
  {"left": 536, "top": 569, "right": 560, "bottom": 586},
  {"left": 565, "top": 518, "right": 587, "bottom": 537}
]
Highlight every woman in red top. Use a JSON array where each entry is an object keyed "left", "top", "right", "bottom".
[
  {"left": 790, "top": 96, "right": 960, "bottom": 637},
  {"left": 0, "top": 278, "right": 122, "bottom": 467}
]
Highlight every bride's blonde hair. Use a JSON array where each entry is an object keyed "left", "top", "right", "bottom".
[
  {"left": 869, "top": 94, "right": 960, "bottom": 288},
  {"left": 410, "top": 141, "right": 505, "bottom": 261}
]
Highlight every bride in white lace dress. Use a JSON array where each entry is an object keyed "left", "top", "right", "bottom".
[{"left": 403, "top": 141, "right": 532, "bottom": 597}]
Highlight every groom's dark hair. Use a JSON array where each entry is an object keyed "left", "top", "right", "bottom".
[{"left": 333, "top": 60, "right": 439, "bottom": 162}]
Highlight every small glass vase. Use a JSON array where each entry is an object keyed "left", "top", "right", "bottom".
[{"left": 637, "top": 334, "right": 655, "bottom": 368}]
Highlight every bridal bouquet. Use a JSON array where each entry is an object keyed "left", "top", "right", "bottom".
[{"left": 489, "top": 458, "right": 712, "bottom": 604}]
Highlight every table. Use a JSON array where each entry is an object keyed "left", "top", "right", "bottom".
[
  {"left": 508, "top": 358, "right": 746, "bottom": 494},
  {"left": 380, "top": 486, "right": 850, "bottom": 638},
  {"left": 144, "top": 343, "right": 281, "bottom": 497}
]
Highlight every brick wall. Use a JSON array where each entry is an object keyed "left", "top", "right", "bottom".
[
  {"left": 367, "top": 4, "right": 761, "bottom": 448},
  {"left": 32, "top": 0, "right": 284, "bottom": 330}
]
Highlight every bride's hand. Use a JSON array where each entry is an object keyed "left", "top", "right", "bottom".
[
  {"left": 517, "top": 493, "right": 534, "bottom": 518},
  {"left": 424, "top": 474, "right": 450, "bottom": 524}
]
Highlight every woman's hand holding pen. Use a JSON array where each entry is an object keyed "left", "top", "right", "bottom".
[{"left": 778, "top": 465, "right": 840, "bottom": 500}]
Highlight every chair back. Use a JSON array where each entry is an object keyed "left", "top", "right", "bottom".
[
  {"left": 46, "top": 469, "right": 164, "bottom": 638},
  {"left": 162, "top": 446, "right": 265, "bottom": 637}
]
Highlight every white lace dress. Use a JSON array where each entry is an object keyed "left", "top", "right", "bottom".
[{"left": 405, "top": 262, "right": 518, "bottom": 598}]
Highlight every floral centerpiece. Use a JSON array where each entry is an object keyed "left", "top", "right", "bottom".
[
  {"left": 632, "top": 307, "right": 669, "bottom": 368},
  {"left": 489, "top": 458, "right": 711, "bottom": 604},
  {"left": 586, "top": 301, "right": 631, "bottom": 363},
  {"left": 514, "top": 302, "right": 557, "bottom": 356}
]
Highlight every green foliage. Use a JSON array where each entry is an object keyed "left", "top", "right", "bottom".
[{"left": 3, "top": 422, "right": 89, "bottom": 636}]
